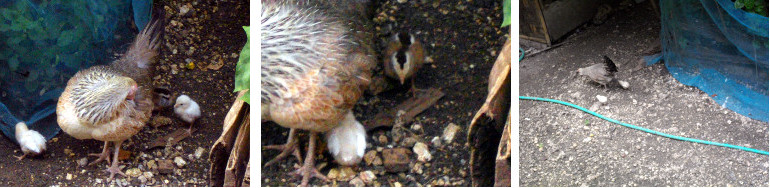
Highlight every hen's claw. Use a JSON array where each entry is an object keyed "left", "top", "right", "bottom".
[{"left": 263, "top": 129, "right": 302, "bottom": 167}]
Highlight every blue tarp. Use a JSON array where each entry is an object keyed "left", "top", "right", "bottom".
[
  {"left": 0, "top": 0, "right": 151, "bottom": 142},
  {"left": 650, "top": 0, "right": 769, "bottom": 122}
]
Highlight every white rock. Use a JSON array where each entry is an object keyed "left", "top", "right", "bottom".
[
  {"left": 442, "top": 123, "right": 461, "bottom": 143},
  {"left": 618, "top": 80, "right": 630, "bottom": 89},
  {"left": 194, "top": 147, "right": 206, "bottom": 159},
  {"left": 431, "top": 136, "right": 442, "bottom": 146},
  {"left": 349, "top": 177, "right": 365, "bottom": 187},
  {"left": 596, "top": 95, "right": 608, "bottom": 103},
  {"left": 413, "top": 142, "right": 432, "bottom": 162},
  {"left": 174, "top": 156, "right": 187, "bottom": 168},
  {"left": 359, "top": 170, "right": 377, "bottom": 184}
]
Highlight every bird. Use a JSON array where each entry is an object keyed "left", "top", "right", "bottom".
[
  {"left": 384, "top": 32, "right": 426, "bottom": 95},
  {"left": 174, "top": 94, "right": 201, "bottom": 134},
  {"left": 14, "top": 122, "right": 46, "bottom": 160},
  {"left": 56, "top": 19, "right": 160, "bottom": 181},
  {"left": 261, "top": 0, "right": 375, "bottom": 186},
  {"left": 577, "top": 55, "right": 629, "bottom": 89}
]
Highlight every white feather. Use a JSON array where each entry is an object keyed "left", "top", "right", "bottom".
[
  {"left": 15, "top": 122, "right": 46, "bottom": 155},
  {"left": 326, "top": 111, "right": 367, "bottom": 166},
  {"left": 174, "top": 95, "right": 201, "bottom": 123}
]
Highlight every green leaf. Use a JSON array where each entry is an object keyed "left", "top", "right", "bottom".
[
  {"left": 735, "top": 1, "right": 745, "bottom": 9},
  {"left": 234, "top": 26, "right": 250, "bottom": 104},
  {"left": 501, "top": 0, "right": 511, "bottom": 27},
  {"left": 57, "top": 29, "right": 75, "bottom": 47}
]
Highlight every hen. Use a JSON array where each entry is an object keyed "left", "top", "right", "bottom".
[
  {"left": 56, "top": 20, "right": 161, "bottom": 181},
  {"left": 261, "top": 0, "right": 375, "bottom": 186}
]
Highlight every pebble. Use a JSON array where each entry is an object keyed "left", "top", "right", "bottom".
[
  {"left": 397, "top": 0, "right": 407, "bottom": 3},
  {"left": 179, "top": 4, "right": 191, "bottom": 16},
  {"left": 126, "top": 168, "right": 142, "bottom": 177},
  {"left": 382, "top": 148, "right": 410, "bottom": 172},
  {"left": 411, "top": 163, "right": 423, "bottom": 174},
  {"left": 138, "top": 176, "right": 148, "bottom": 184},
  {"left": 413, "top": 142, "right": 432, "bottom": 162},
  {"left": 146, "top": 160, "right": 157, "bottom": 170},
  {"left": 77, "top": 157, "right": 88, "bottom": 167},
  {"left": 66, "top": 173, "right": 72, "bottom": 180},
  {"left": 431, "top": 136, "right": 442, "bottom": 146},
  {"left": 195, "top": 147, "right": 206, "bottom": 159},
  {"left": 359, "top": 170, "right": 376, "bottom": 184},
  {"left": 349, "top": 177, "right": 365, "bottom": 187},
  {"left": 400, "top": 136, "right": 417, "bottom": 147},
  {"left": 411, "top": 123, "right": 422, "bottom": 131},
  {"left": 363, "top": 150, "right": 379, "bottom": 166},
  {"left": 378, "top": 134, "right": 388, "bottom": 144},
  {"left": 393, "top": 182, "right": 403, "bottom": 187},
  {"left": 158, "top": 160, "right": 174, "bottom": 174},
  {"left": 596, "top": 95, "right": 608, "bottom": 103},
  {"left": 442, "top": 123, "right": 461, "bottom": 143},
  {"left": 174, "top": 157, "right": 187, "bottom": 168}
]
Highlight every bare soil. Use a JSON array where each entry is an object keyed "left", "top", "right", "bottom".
[
  {"left": 261, "top": 0, "right": 509, "bottom": 186},
  {"left": 0, "top": 0, "right": 248, "bottom": 186},
  {"left": 519, "top": 3, "right": 769, "bottom": 186}
]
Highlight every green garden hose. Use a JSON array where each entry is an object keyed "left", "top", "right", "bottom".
[{"left": 518, "top": 48, "right": 768, "bottom": 155}]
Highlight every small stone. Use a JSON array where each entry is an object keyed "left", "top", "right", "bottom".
[
  {"left": 174, "top": 157, "right": 187, "bottom": 168},
  {"left": 66, "top": 173, "right": 72, "bottom": 180},
  {"left": 126, "top": 168, "right": 142, "bottom": 177},
  {"left": 327, "top": 168, "right": 340, "bottom": 179},
  {"left": 411, "top": 124, "right": 422, "bottom": 131},
  {"left": 359, "top": 171, "right": 376, "bottom": 184},
  {"left": 393, "top": 182, "right": 403, "bottom": 187},
  {"left": 363, "top": 150, "right": 379, "bottom": 166},
  {"left": 431, "top": 136, "right": 442, "bottom": 146},
  {"left": 413, "top": 142, "right": 432, "bottom": 162},
  {"left": 401, "top": 136, "right": 417, "bottom": 148},
  {"left": 442, "top": 123, "right": 461, "bottom": 143},
  {"left": 179, "top": 4, "right": 191, "bottom": 15},
  {"left": 338, "top": 167, "right": 356, "bottom": 181},
  {"left": 397, "top": 0, "right": 407, "bottom": 3},
  {"left": 158, "top": 160, "right": 174, "bottom": 174},
  {"left": 411, "top": 163, "right": 423, "bottom": 174},
  {"left": 146, "top": 160, "right": 157, "bottom": 170},
  {"left": 378, "top": 134, "right": 388, "bottom": 144},
  {"left": 349, "top": 177, "right": 365, "bottom": 187},
  {"left": 596, "top": 95, "right": 608, "bottom": 103},
  {"left": 77, "top": 157, "right": 88, "bottom": 167},
  {"left": 382, "top": 148, "right": 411, "bottom": 172},
  {"left": 618, "top": 80, "right": 630, "bottom": 89},
  {"left": 143, "top": 171, "right": 154, "bottom": 179},
  {"left": 138, "top": 176, "right": 147, "bottom": 184}
]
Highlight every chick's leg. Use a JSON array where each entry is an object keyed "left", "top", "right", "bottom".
[
  {"left": 89, "top": 141, "right": 111, "bottom": 165},
  {"left": 263, "top": 128, "right": 302, "bottom": 166},
  {"left": 408, "top": 77, "right": 426, "bottom": 96},
  {"left": 14, "top": 153, "right": 27, "bottom": 160},
  {"left": 293, "top": 132, "right": 327, "bottom": 186},
  {"left": 106, "top": 140, "right": 127, "bottom": 181}
]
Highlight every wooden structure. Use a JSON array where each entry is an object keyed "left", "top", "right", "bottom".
[{"left": 209, "top": 91, "right": 250, "bottom": 187}]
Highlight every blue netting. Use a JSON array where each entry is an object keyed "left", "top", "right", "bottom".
[
  {"left": 0, "top": 0, "right": 151, "bottom": 142},
  {"left": 648, "top": 0, "right": 769, "bottom": 122}
]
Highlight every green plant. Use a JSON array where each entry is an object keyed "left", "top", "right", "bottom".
[
  {"left": 501, "top": 0, "right": 511, "bottom": 27},
  {"left": 234, "top": 26, "right": 250, "bottom": 104},
  {"left": 735, "top": 0, "right": 768, "bottom": 17}
]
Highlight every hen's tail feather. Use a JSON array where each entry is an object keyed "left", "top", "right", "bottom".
[{"left": 111, "top": 17, "right": 165, "bottom": 81}]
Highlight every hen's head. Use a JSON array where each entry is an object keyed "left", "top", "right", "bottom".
[{"left": 69, "top": 67, "right": 138, "bottom": 124}]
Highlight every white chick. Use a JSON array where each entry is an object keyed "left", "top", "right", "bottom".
[
  {"left": 174, "top": 94, "right": 201, "bottom": 134},
  {"left": 325, "top": 111, "right": 367, "bottom": 166},
  {"left": 14, "top": 122, "right": 46, "bottom": 160}
]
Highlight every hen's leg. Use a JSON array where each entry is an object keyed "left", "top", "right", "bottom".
[
  {"left": 89, "top": 141, "right": 111, "bottom": 165},
  {"left": 105, "top": 140, "right": 127, "bottom": 181},
  {"left": 293, "top": 132, "right": 327, "bottom": 186},
  {"left": 263, "top": 128, "right": 302, "bottom": 166}
]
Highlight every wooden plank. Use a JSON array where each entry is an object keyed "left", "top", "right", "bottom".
[
  {"left": 224, "top": 114, "right": 250, "bottom": 187},
  {"left": 209, "top": 91, "right": 248, "bottom": 186}
]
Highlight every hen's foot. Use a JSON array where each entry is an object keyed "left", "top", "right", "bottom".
[{"left": 263, "top": 129, "right": 302, "bottom": 167}]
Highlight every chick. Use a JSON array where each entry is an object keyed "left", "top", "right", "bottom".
[
  {"left": 57, "top": 20, "right": 160, "bottom": 181},
  {"left": 14, "top": 122, "right": 46, "bottom": 160},
  {"left": 262, "top": 0, "right": 375, "bottom": 186},
  {"left": 384, "top": 32, "right": 425, "bottom": 95},
  {"left": 325, "top": 111, "right": 367, "bottom": 166},
  {"left": 577, "top": 55, "right": 629, "bottom": 89},
  {"left": 174, "top": 94, "right": 201, "bottom": 134}
]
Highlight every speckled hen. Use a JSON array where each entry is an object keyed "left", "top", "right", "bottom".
[{"left": 56, "top": 20, "right": 161, "bottom": 181}]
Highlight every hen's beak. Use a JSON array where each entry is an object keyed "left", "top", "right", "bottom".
[{"left": 127, "top": 85, "right": 138, "bottom": 101}]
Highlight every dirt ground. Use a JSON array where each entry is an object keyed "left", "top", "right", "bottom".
[
  {"left": 261, "top": 0, "right": 508, "bottom": 187},
  {"left": 519, "top": 3, "right": 769, "bottom": 187},
  {"left": 0, "top": 0, "right": 248, "bottom": 186}
]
